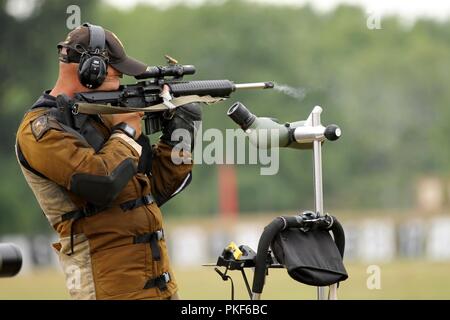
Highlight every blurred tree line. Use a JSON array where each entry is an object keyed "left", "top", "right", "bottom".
[{"left": 1, "top": 0, "right": 450, "bottom": 233}]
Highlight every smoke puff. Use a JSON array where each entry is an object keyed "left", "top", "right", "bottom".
[{"left": 274, "top": 83, "right": 307, "bottom": 101}]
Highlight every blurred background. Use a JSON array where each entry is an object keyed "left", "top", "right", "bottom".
[{"left": 1, "top": 0, "right": 450, "bottom": 299}]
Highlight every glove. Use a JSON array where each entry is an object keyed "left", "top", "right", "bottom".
[
  {"left": 160, "top": 103, "right": 202, "bottom": 152},
  {"left": 136, "top": 134, "right": 152, "bottom": 176}
]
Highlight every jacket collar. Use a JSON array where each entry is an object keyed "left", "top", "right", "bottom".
[{"left": 31, "top": 90, "right": 57, "bottom": 109}]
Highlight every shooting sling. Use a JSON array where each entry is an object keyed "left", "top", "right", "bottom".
[{"left": 73, "top": 95, "right": 226, "bottom": 114}]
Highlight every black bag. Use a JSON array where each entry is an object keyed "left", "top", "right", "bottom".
[{"left": 271, "top": 228, "right": 348, "bottom": 286}]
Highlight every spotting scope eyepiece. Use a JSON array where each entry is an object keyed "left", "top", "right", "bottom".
[
  {"left": 0, "top": 243, "right": 22, "bottom": 277},
  {"left": 227, "top": 102, "right": 256, "bottom": 130}
]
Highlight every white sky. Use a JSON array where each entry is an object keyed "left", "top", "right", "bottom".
[
  {"left": 6, "top": 0, "right": 450, "bottom": 22},
  {"left": 103, "top": 0, "right": 450, "bottom": 22}
]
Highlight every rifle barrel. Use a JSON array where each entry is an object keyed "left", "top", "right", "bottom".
[{"left": 234, "top": 82, "right": 274, "bottom": 90}]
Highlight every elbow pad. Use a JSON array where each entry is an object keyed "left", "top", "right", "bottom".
[
  {"left": 70, "top": 158, "right": 137, "bottom": 207},
  {"left": 160, "top": 103, "right": 202, "bottom": 152}
]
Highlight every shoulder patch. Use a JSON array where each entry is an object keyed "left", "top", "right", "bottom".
[{"left": 31, "top": 115, "right": 62, "bottom": 141}]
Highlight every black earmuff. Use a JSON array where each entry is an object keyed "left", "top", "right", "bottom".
[{"left": 78, "top": 23, "right": 108, "bottom": 89}]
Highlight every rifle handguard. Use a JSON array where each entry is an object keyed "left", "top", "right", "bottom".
[{"left": 168, "top": 80, "right": 235, "bottom": 98}]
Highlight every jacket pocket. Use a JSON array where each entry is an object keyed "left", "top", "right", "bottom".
[{"left": 91, "top": 242, "right": 150, "bottom": 297}]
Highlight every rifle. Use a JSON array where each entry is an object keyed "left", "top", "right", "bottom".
[{"left": 70, "top": 55, "right": 274, "bottom": 135}]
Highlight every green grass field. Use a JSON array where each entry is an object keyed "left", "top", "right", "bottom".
[{"left": 1, "top": 260, "right": 449, "bottom": 299}]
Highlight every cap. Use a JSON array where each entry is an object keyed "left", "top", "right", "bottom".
[{"left": 57, "top": 24, "right": 148, "bottom": 76}]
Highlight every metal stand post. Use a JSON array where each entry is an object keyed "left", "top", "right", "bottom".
[{"left": 310, "top": 107, "right": 327, "bottom": 300}]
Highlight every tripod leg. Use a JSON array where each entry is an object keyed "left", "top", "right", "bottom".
[
  {"left": 241, "top": 269, "right": 253, "bottom": 299},
  {"left": 317, "top": 287, "right": 327, "bottom": 300},
  {"left": 329, "top": 284, "right": 338, "bottom": 300},
  {"left": 252, "top": 293, "right": 261, "bottom": 300}
]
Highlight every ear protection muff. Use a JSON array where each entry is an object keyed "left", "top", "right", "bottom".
[{"left": 78, "top": 23, "right": 109, "bottom": 89}]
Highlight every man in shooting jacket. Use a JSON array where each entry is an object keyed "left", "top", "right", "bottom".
[{"left": 15, "top": 24, "right": 201, "bottom": 299}]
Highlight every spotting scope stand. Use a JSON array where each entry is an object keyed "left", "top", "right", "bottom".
[
  {"left": 252, "top": 105, "right": 342, "bottom": 300},
  {"left": 207, "top": 105, "right": 343, "bottom": 300}
]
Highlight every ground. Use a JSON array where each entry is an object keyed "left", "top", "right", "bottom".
[{"left": 1, "top": 261, "right": 449, "bottom": 299}]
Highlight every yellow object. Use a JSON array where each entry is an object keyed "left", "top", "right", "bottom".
[
  {"left": 225, "top": 241, "right": 243, "bottom": 260},
  {"left": 165, "top": 54, "right": 178, "bottom": 64}
]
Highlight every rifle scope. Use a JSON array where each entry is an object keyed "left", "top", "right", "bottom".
[{"left": 135, "top": 65, "right": 196, "bottom": 79}]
